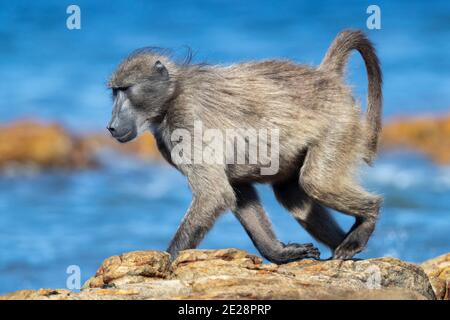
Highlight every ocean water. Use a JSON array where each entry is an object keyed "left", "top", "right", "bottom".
[{"left": 0, "top": 0, "right": 449, "bottom": 293}]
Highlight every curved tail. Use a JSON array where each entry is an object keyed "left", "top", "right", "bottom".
[{"left": 319, "top": 29, "right": 382, "bottom": 164}]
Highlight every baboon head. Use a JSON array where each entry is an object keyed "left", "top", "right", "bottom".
[{"left": 107, "top": 51, "right": 176, "bottom": 143}]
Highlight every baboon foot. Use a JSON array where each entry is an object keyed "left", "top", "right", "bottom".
[
  {"left": 333, "top": 240, "right": 363, "bottom": 260},
  {"left": 332, "top": 219, "right": 375, "bottom": 259},
  {"left": 265, "top": 242, "right": 320, "bottom": 264}
]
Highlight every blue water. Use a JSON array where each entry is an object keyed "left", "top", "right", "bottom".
[{"left": 0, "top": 0, "right": 449, "bottom": 293}]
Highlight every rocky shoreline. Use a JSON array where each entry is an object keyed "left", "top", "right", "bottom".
[
  {"left": 1, "top": 116, "right": 450, "bottom": 170},
  {"left": 1, "top": 249, "right": 448, "bottom": 300}
]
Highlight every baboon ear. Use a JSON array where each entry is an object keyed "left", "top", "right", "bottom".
[{"left": 154, "top": 60, "right": 169, "bottom": 79}]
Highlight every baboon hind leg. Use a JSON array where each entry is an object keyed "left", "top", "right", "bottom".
[
  {"left": 273, "top": 177, "right": 346, "bottom": 252},
  {"left": 299, "top": 127, "right": 381, "bottom": 259},
  {"left": 232, "top": 183, "right": 320, "bottom": 264}
]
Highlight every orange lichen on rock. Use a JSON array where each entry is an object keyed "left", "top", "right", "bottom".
[
  {"left": 381, "top": 115, "right": 450, "bottom": 164},
  {"left": 0, "top": 120, "right": 95, "bottom": 169}
]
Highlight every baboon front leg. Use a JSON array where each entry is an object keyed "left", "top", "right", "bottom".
[
  {"left": 167, "top": 165, "right": 235, "bottom": 260},
  {"left": 300, "top": 143, "right": 381, "bottom": 260},
  {"left": 232, "top": 183, "right": 320, "bottom": 264},
  {"left": 167, "top": 195, "right": 224, "bottom": 259},
  {"left": 272, "top": 177, "right": 346, "bottom": 251}
]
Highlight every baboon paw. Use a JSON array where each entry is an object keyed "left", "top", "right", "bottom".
[
  {"left": 333, "top": 241, "right": 363, "bottom": 260},
  {"left": 280, "top": 242, "right": 321, "bottom": 261},
  {"left": 282, "top": 242, "right": 315, "bottom": 249}
]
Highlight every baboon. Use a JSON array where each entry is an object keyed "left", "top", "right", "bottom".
[{"left": 107, "top": 30, "right": 382, "bottom": 263}]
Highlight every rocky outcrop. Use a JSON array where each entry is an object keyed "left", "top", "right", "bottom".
[
  {"left": 381, "top": 115, "right": 450, "bottom": 164},
  {"left": 421, "top": 253, "right": 450, "bottom": 300},
  {"left": 0, "top": 120, "right": 160, "bottom": 170},
  {"left": 0, "top": 120, "right": 95, "bottom": 170},
  {"left": 1, "top": 249, "right": 443, "bottom": 300}
]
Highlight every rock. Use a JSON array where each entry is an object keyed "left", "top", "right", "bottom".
[
  {"left": 0, "top": 120, "right": 95, "bottom": 170},
  {"left": 381, "top": 115, "right": 450, "bottom": 164},
  {"left": 421, "top": 253, "right": 450, "bottom": 300},
  {"left": 82, "top": 250, "right": 171, "bottom": 288},
  {"left": 1, "top": 249, "right": 438, "bottom": 300},
  {"left": 0, "top": 120, "right": 160, "bottom": 170}
]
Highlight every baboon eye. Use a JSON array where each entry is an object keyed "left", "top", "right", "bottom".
[{"left": 112, "top": 86, "right": 131, "bottom": 96}]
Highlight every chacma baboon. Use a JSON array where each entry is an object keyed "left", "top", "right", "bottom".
[{"left": 107, "top": 29, "right": 382, "bottom": 263}]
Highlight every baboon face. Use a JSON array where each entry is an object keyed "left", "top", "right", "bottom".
[
  {"left": 107, "top": 58, "right": 173, "bottom": 143},
  {"left": 107, "top": 88, "right": 143, "bottom": 143}
]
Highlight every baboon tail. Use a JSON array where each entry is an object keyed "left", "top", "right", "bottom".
[{"left": 319, "top": 29, "right": 382, "bottom": 164}]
